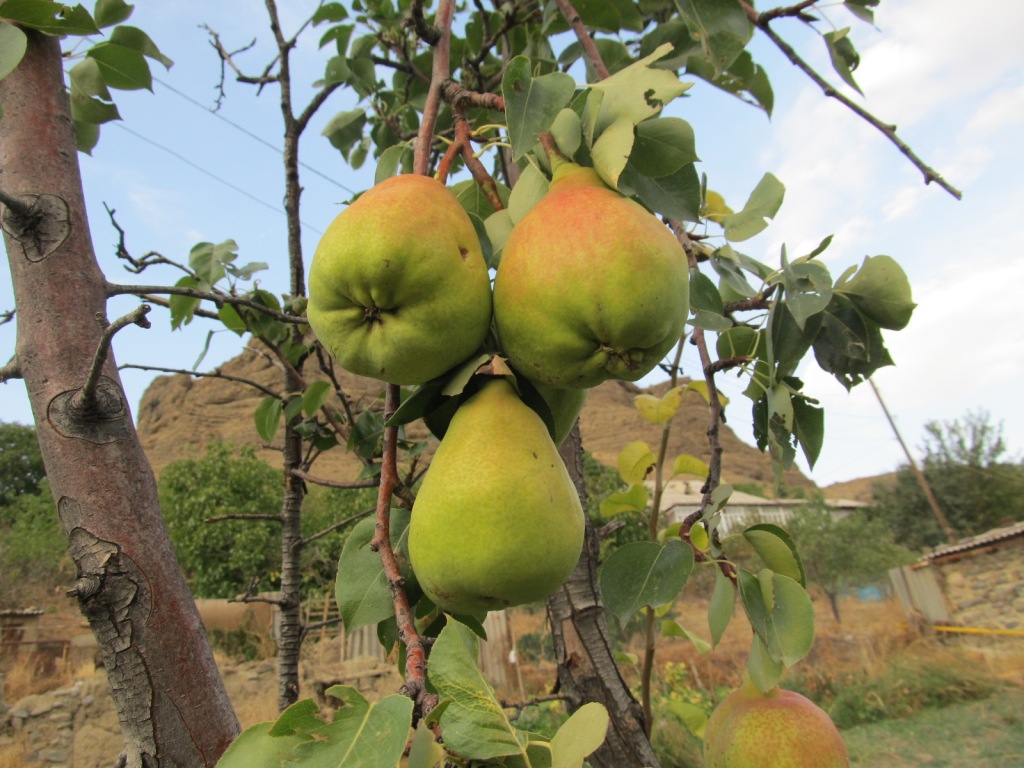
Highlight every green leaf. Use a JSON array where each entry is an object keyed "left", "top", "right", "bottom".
[
  {"left": 218, "top": 303, "right": 246, "bottom": 336},
  {"left": 708, "top": 567, "right": 735, "bottom": 647},
  {"left": 844, "top": 0, "right": 879, "bottom": 24},
  {"left": 507, "top": 161, "right": 549, "bottom": 224},
  {"left": 792, "top": 395, "right": 824, "bottom": 469},
  {"left": 0, "top": 0, "right": 98, "bottom": 35},
  {"left": 407, "top": 720, "right": 444, "bottom": 768},
  {"left": 549, "top": 702, "right": 609, "bottom": 768},
  {"left": 587, "top": 43, "right": 691, "bottom": 134},
  {"left": 667, "top": 700, "right": 709, "bottom": 739},
  {"left": 687, "top": 49, "right": 774, "bottom": 114},
  {"left": 737, "top": 569, "right": 814, "bottom": 668},
  {"left": 716, "top": 326, "right": 760, "bottom": 362},
  {"left": 169, "top": 275, "right": 200, "bottom": 329},
  {"left": 599, "top": 484, "right": 650, "bottom": 517},
  {"left": 627, "top": 161, "right": 701, "bottom": 221},
  {"left": 254, "top": 397, "right": 282, "bottom": 443},
  {"left": 293, "top": 688, "right": 413, "bottom": 768},
  {"left": 835, "top": 254, "right": 915, "bottom": 330},
  {"left": 689, "top": 270, "right": 724, "bottom": 314},
  {"left": 600, "top": 540, "right": 694, "bottom": 624},
  {"left": 93, "top": 0, "right": 133, "bottom": 28},
  {"left": 617, "top": 441, "right": 656, "bottom": 485},
  {"left": 312, "top": 2, "right": 349, "bottom": 24},
  {"left": 591, "top": 114, "right": 634, "bottom": 188},
  {"left": 722, "top": 172, "right": 784, "bottom": 242},
  {"left": 86, "top": 41, "right": 152, "bottom": 90},
  {"left": 549, "top": 107, "right": 582, "bottom": 158},
  {"left": 747, "top": 633, "right": 784, "bottom": 692},
  {"left": 302, "top": 380, "right": 332, "bottom": 417},
  {"left": 69, "top": 89, "right": 120, "bottom": 124},
  {"left": 430, "top": 619, "right": 528, "bottom": 761},
  {"left": 68, "top": 57, "right": 112, "bottom": 99},
  {"left": 374, "top": 143, "right": 411, "bottom": 184},
  {"left": 780, "top": 256, "right": 832, "bottom": 330},
  {"left": 74, "top": 119, "right": 99, "bottom": 154},
  {"left": 824, "top": 28, "right": 863, "bottom": 95},
  {"left": 501, "top": 56, "right": 576, "bottom": 162},
  {"left": 322, "top": 108, "right": 367, "bottom": 159},
  {"left": 335, "top": 510, "right": 412, "bottom": 632},
  {"left": 0, "top": 22, "right": 27, "bottom": 80},
  {"left": 812, "top": 295, "right": 894, "bottom": 389},
  {"left": 215, "top": 711, "right": 313, "bottom": 767},
  {"left": 673, "top": 0, "right": 754, "bottom": 76},
  {"left": 672, "top": 453, "right": 709, "bottom": 479},
  {"left": 742, "top": 524, "right": 805, "bottom": 586},
  {"left": 661, "top": 619, "right": 712, "bottom": 654},
  {"left": 108, "top": 25, "right": 173, "bottom": 69},
  {"left": 629, "top": 117, "right": 698, "bottom": 178}
]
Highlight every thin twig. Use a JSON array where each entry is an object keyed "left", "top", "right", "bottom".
[
  {"left": 745, "top": 3, "right": 962, "bottom": 199},
  {"left": 413, "top": 0, "right": 455, "bottom": 175},
  {"left": 407, "top": 0, "right": 441, "bottom": 45},
  {"left": 299, "top": 508, "right": 374, "bottom": 547},
  {"left": 501, "top": 693, "right": 572, "bottom": 720},
  {"left": 0, "top": 356, "right": 21, "bottom": 382},
  {"left": 205, "top": 513, "right": 283, "bottom": 524},
  {"left": 554, "top": 0, "right": 609, "bottom": 81},
  {"left": 106, "top": 282, "right": 305, "bottom": 324},
  {"left": 290, "top": 468, "right": 379, "bottom": 491},
  {"left": 73, "top": 305, "right": 151, "bottom": 412},
  {"left": 118, "top": 363, "right": 281, "bottom": 400}
]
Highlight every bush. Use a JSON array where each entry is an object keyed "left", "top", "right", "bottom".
[{"left": 0, "top": 480, "right": 73, "bottom": 606}]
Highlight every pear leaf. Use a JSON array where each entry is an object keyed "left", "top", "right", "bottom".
[
  {"left": 429, "top": 619, "right": 528, "bottom": 760},
  {"left": 742, "top": 524, "right": 805, "bottom": 586},
  {"left": 835, "top": 254, "right": 916, "bottom": 330},
  {"left": 635, "top": 386, "right": 686, "bottom": 424},
  {"left": 507, "top": 161, "right": 550, "bottom": 224},
  {"left": 672, "top": 453, "right": 709, "bottom": 479},
  {"left": 747, "top": 634, "right": 785, "bottom": 693},
  {"left": 588, "top": 43, "right": 691, "bottom": 134},
  {"left": 254, "top": 397, "right": 282, "bottom": 443},
  {"left": 549, "top": 703, "right": 610, "bottom": 768},
  {"left": 673, "top": 0, "right": 754, "bottom": 77},
  {"left": 668, "top": 700, "right": 709, "bottom": 739},
  {"left": 599, "top": 484, "right": 650, "bottom": 517},
  {"left": 0, "top": 23, "right": 28, "bottom": 81},
  {"left": 601, "top": 540, "right": 694, "bottom": 624},
  {"left": 630, "top": 117, "right": 698, "bottom": 178},
  {"left": 721, "top": 173, "right": 785, "bottom": 242},
  {"left": 502, "top": 56, "right": 577, "bottom": 161},
  {"left": 617, "top": 440, "right": 656, "bottom": 484},
  {"left": 661, "top": 619, "right": 712, "bottom": 654},
  {"left": 591, "top": 114, "right": 634, "bottom": 188},
  {"left": 550, "top": 108, "right": 583, "bottom": 158},
  {"left": 738, "top": 569, "right": 814, "bottom": 668},
  {"left": 708, "top": 568, "right": 736, "bottom": 647}
]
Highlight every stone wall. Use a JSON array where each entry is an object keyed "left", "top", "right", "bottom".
[{"left": 934, "top": 536, "right": 1024, "bottom": 633}]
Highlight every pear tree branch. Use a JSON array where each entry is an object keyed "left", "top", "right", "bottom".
[
  {"left": 554, "top": 0, "right": 609, "bottom": 80},
  {"left": 72, "top": 305, "right": 152, "bottom": 414}
]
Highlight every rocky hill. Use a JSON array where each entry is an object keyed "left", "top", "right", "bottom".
[{"left": 135, "top": 344, "right": 813, "bottom": 492}]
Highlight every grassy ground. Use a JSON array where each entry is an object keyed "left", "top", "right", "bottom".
[{"left": 843, "top": 688, "right": 1024, "bottom": 767}]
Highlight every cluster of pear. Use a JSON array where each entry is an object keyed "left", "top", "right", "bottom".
[
  {"left": 703, "top": 678, "right": 851, "bottom": 767},
  {"left": 307, "top": 160, "right": 689, "bottom": 614}
]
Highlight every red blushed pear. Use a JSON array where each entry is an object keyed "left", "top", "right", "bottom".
[
  {"left": 493, "top": 157, "right": 689, "bottom": 389},
  {"left": 307, "top": 174, "right": 492, "bottom": 385},
  {"left": 703, "top": 677, "right": 850, "bottom": 768}
]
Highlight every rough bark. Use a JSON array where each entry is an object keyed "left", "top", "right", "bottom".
[
  {"left": 0, "top": 31, "right": 239, "bottom": 766},
  {"left": 276, "top": 389, "right": 306, "bottom": 710},
  {"left": 547, "top": 426, "right": 661, "bottom": 768}
]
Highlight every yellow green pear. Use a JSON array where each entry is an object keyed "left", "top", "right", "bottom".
[
  {"left": 408, "top": 378, "right": 585, "bottom": 614},
  {"left": 703, "top": 677, "right": 850, "bottom": 768},
  {"left": 493, "top": 158, "right": 689, "bottom": 389},
  {"left": 531, "top": 379, "right": 587, "bottom": 446},
  {"left": 307, "top": 174, "right": 492, "bottom": 385}
]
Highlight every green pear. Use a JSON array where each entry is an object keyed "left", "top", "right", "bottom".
[
  {"left": 703, "top": 677, "right": 850, "bottom": 767},
  {"left": 307, "top": 174, "right": 492, "bottom": 385},
  {"left": 408, "top": 378, "right": 585, "bottom": 614},
  {"left": 531, "top": 379, "right": 587, "bottom": 446},
  {"left": 493, "top": 159, "right": 689, "bottom": 389}
]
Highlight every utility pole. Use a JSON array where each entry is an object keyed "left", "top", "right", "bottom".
[{"left": 869, "top": 378, "right": 957, "bottom": 544}]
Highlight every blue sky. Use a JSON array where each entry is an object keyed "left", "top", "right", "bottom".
[{"left": 2, "top": 0, "right": 1022, "bottom": 488}]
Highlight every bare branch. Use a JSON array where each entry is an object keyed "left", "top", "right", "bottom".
[
  {"left": 0, "top": 308, "right": 13, "bottom": 326},
  {"left": 0, "top": 356, "right": 21, "bottom": 382},
  {"left": 118, "top": 363, "right": 282, "bottom": 400},
  {"left": 413, "top": 0, "right": 456, "bottom": 175},
  {"left": 502, "top": 694, "right": 573, "bottom": 721},
  {"left": 105, "top": 204, "right": 192, "bottom": 276},
  {"left": 299, "top": 507, "right": 374, "bottom": 547},
  {"left": 407, "top": 0, "right": 441, "bottom": 45},
  {"left": 291, "top": 468, "right": 379, "bottom": 491},
  {"left": 0, "top": 186, "right": 35, "bottom": 218},
  {"left": 744, "top": 2, "right": 963, "bottom": 199},
  {"left": 73, "top": 305, "right": 151, "bottom": 413},
  {"left": 441, "top": 78, "right": 505, "bottom": 112},
  {"left": 554, "top": 0, "right": 610, "bottom": 81},
  {"left": 206, "top": 513, "right": 283, "bottom": 524},
  {"left": 106, "top": 281, "right": 305, "bottom": 324}
]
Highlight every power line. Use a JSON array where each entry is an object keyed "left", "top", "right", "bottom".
[
  {"left": 153, "top": 76, "right": 358, "bottom": 196},
  {"left": 109, "top": 122, "right": 323, "bottom": 235}
]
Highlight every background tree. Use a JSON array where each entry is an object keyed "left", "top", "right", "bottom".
[
  {"left": 786, "top": 501, "right": 915, "bottom": 622},
  {"left": 869, "top": 411, "right": 1024, "bottom": 550},
  {"left": 0, "top": 420, "right": 46, "bottom": 504}
]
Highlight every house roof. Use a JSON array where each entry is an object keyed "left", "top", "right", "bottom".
[
  {"left": 923, "top": 520, "right": 1024, "bottom": 563},
  {"left": 656, "top": 479, "right": 866, "bottom": 510}
]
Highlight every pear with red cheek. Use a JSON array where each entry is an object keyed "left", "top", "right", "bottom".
[{"left": 703, "top": 677, "right": 850, "bottom": 768}]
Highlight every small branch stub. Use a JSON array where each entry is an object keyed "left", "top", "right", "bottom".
[{"left": 0, "top": 192, "right": 71, "bottom": 262}]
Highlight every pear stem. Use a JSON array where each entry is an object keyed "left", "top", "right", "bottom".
[{"left": 538, "top": 131, "right": 570, "bottom": 168}]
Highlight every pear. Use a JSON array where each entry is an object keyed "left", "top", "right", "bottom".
[
  {"left": 307, "top": 174, "right": 492, "bottom": 385},
  {"left": 531, "top": 379, "right": 587, "bottom": 446},
  {"left": 493, "top": 159, "right": 689, "bottom": 389},
  {"left": 408, "top": 378, "right": 585, "bottom": 614},
  {"left": 703, "top": 677, "right": 850, "bottom": 767}
]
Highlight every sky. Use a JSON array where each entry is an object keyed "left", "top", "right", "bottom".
[{"left": 1, "top": 0, "right": 1022, "bottom": 488}]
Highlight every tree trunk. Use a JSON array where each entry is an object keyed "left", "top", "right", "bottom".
[
  {"left": 547, "top": 426, "right": 661, "bottom": 768},
  {"left": 276, "top": 390, "right": 306, "bottom": 711},
  {"left": 0, "top": 31, "right": 239, "bottom": 766}
]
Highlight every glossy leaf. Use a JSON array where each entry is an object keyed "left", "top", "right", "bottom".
[
  {"left": 430, "top": 619, "right": 527, "bottom": 761},
  {"left": 708, "top": 567, "right": 735, "bottom": 647},
  {"left": 109, "top": 25, "right": 173, "bottom": 68},
  {"left": 335, "top": 510, "right": 412, "bottom": 631},
  {"left": 661, "top": 619, "right": 711, "bottom": 654},
  {"left": 86, "top": 41, "right": 152, "bottom": 91},
  {"left": 507, "top": 161, "right": 549, "bottom": 223},
  {"left": 169, "top": 275, "right": 200, "bottom": 329},
  {"left": 601, "top": 540, "right": 694, "bottom": 624},
  {"left": 550, "top": 107, "right": 583, "bottom": 157},
  {"left": 94, "top": 0, "right": 133, "bottom": 28},
  {"left": 780, "top": 257, "right": 832, "bottom": 330},
  {"left": 69, "top": 57, "right": 112, "bottom": 99},
  {"left": 668, "top": 700, "right": 708, "bottom": 739},
  {"left": 627, "top": 161, "right": 701, "bottom": 221},
  {"left": 721, "top": 172, "right": 784, "bottom": 242},
  {"left": 254, "top": 397, "right": 282, "bottom": 443},
  {"left": 218, "top": 303, "right": 246, "bottom": 336},
  {"left": 747, "top": 633, "right": 784, "bottom": 692},
  {"left": 792, "top": 395, "right": 824, "bottom": 469},
  {"left": 302, "top": 380, "right": 332, "bottom": 417},
  {"left": 591, "top": 114, "right": 634, "bottom": 188},
  {"left": 812, "top": 295, "right": 895, "bottom": 389},
  {"left": 672, "top": 453, "right": 709, "bottom": 479},
  {"left": 502, "top": 56, "right": 576, "bottom": 161},
  {"left": 617, "top": 440, "right": 656, "bottom": 485},
  {"left": 0, "top": 0, "right": 98, "bottom": 35},
  {"left": 215, "top": 699, "right": 318, "bottom": 767},
  {"left": 824, "top": 28, "right": 863, "bottom": 95},
  {"left": 587, "top": 43, "right": 690, "bottom": 134}
]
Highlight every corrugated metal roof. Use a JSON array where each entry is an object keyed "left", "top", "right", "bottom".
[{"left": 924, "top": 520, "right": 1024, "bottom": 561}]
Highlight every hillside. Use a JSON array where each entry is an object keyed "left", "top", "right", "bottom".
[
  {"left": 135, "top": 344, "right": 814, "bottom": 492},
  {"left": 822, "top": 472, "right": 898, "bottom": 503}
]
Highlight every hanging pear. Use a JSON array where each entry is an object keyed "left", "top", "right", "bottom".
[
  {"left": 493, "top": 158, "right": 689, "bottom": 389},
  {"left": 408, "top": 378, "right": 585, "bottom": 615},
  {"left": 307, "top": 174, "right": 492, "bottom": 385}
]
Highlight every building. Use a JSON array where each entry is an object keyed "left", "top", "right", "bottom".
[{"left": 659, "top": 479, "right": 866, "bottom": 536}]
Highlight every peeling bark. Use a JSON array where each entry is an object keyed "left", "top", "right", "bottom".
[
  {"left": 548, "top": 426, "right": 661, "bottom": 768},
  {"left": 0, "top": 30, "right": 239, "bottom": 766}
]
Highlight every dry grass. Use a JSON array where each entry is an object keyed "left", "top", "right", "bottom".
[{"left": 0, "top": 734, "right": 40, "bottom": 768}]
